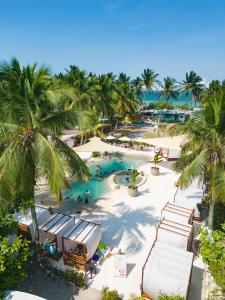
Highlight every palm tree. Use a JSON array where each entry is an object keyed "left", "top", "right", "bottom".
[
  {"left": 141, "top": 69, "right": 159, "bottom": 112},
  {"left": 131, "top": 77, "right": 143, "bottom": 98},
  {"left": 94, "top": 74, "right": 118, "bottom": 117},
  {"left": 182, "top": 71, "right": 205, "bottom": 108},
  {"left": 78, "top": 112, "right": 111, "bottom": 141},
  {"left": 170, "top": 88, "right": 225, "bottom": 229},
  {"left": 159, "top": 76, "right": 179, "bottom": 109},
  {"left": 114, "top": 81, "right": 138, "bottom": 128},
  {"left": 0, "top": 58, "right": 90, "bottom": 246},
  {"left": 117, "top": 73, "right": 130, "bottom": 84}
]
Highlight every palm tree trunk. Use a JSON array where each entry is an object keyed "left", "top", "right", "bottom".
[
  {"left": 208, "top": 161, "right": 216, "bottom": 230},
  {"left": 31, "top": 204, "right": 40, "bottom": 246},
  {"left": 208, "top": 202, "right": 215, "bottom": 230},
  {"left": 29, "top": 160, "right": 40, "bottom": 257}
]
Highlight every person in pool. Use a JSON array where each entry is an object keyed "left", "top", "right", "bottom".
[
  {"left": 85, "top": 190, "right": 90, "bottom": 204},
  {"left": 77, "top": 195, "right": 82, "bottom": 202},
  {"left": 125, "top": 173, "right": 129, "bottom": 183}
]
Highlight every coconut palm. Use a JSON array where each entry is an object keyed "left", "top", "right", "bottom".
[
  {"left": 117, "top": 73, "right": 130, "bottom": 84},
  {"left": 141, "top": 68, "right": 159, "bottom": 92},
  {"left": 141, "top": 68, "right": 159, "bottom": 112},
  {"left": 0, "top": 58, "right": 90, "bottom": 245},
  {"left": 170, "top": 88, "right": 225, "bottom": 229},
  {"left": 114, "top": 82, "right": 139, "bottom": 128},
  {"left": 78, "top": 112, "right": 111, "bottom": 142},
  {"left": 94, "top": 74, "right": 118, "bottom": 117},
  {"left": 131, "top": 77, "right": 144, "bottom": 98},
  {"left": 159, "top": 76, "right": 179, "bottom": 108},
  {"left": 182, "top": 71, "right": 205, "bottom": 107}
]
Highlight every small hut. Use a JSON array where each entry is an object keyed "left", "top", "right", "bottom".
[
  {"left": 161, "top": 202, "right": 194, "bottom": 225},
  {"left": 14, "top": 206, "right": 51, "bottom": 241},
  {"left": 141, "top": 241, "right": 194, "bottom": 300},
  {"left": 156, "top": 218, "right": 193, "bottom": 251},
  {"left": 39, "top": 213, "right": 75, "bottom": 259},
  {"left": 62, "top": 219, "right": 102, "bottom": 270}
]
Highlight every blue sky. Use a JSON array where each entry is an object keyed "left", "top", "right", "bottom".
[{"left": 1, "top": 0, "right": 225, "bottom": 81}]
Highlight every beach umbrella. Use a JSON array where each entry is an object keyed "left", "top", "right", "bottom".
[
  {"left": 105, "top": 134, "right": 116, "bottom": 140},
  {"left": 118, "top": 136, "right": 132, "bottom": 142}
]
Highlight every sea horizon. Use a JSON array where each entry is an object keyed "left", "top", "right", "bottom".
[{"left": 142, "top": 91, "right": 200, "bottom": 108}]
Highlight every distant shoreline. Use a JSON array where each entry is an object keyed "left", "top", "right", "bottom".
[{"left": 141, "top": 91, "right": 201, "bottom": 108}]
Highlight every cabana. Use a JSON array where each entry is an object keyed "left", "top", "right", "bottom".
[
  {"left": 62, "top": 219, "right": 102, "bottom": 270},
  {"left": 156, "top": 218, "right": 193, "bottom": 251},
  {"left": 161, "top": 202, "right": 194, "bottom": 225},
  {"left": 39, "top": 213, "right": 75, "bottom": 259},
  {"left": 141, "top": 241, "right": 194, "bottom": 300},
  {"left": 14, "top": 206, "right": 51, "bottom": 242}
]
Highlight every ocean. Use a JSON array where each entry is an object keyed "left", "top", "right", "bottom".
[{"left": 141, "top": 91, "right": 200, "bottom": 108}]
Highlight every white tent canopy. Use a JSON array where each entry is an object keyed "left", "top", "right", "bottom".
[
  {"left": 14, "top": 206, "right": 51, "bottom": 242},
  {"left": 73, "top": 136, "right": 127, "bottom": 153},
  {"left": 142, "top": 241, "right": 193, "bottom": 299},
  {"left": 161, "top": 202, "right": 194, "bottom": 225},
  {"left": 4, "top": 291, "right": 47, "bottom": 300},
  {"left": 39, "top": 213, "right": 75, "bottom": 252},
  {"left": 134, "top": 135, "right": 186, "bottom": 150},
  {"left": 157, "top": 219, "right": 193, "bottom": 251},
  {"left": 105, "top": 134, "right": 116, "bottom": 140},
  {"left": 78, "top": 152, "right": 92, "bottom": 161},
  {"left": 118, "top": 136, "right": 132, "bottom": 142},
  {"left": 63, "top": 219, "right": 102, "bottom": 261}
]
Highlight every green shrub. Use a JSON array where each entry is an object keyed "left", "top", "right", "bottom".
[
  {"left": 199, "top": 224, "right": 225, "bottom": 291},
  {"left": 39, "top": 255, "right": 86, "bottom": 288},
  {"left": 214, "top": 202, "right": 225, "bottom": 231},
  {"left": 92, "top": 151, "right": 101, "bottom": 158},
  {"left": 0, "top": 236, "right": 30, "bottom": 291},
  {"left": 64, "top": 269, "right": 86, "bottom": 288},
  {"left": 158, "top": 294, "right": 185, "bottom": 300},
  {"left": 101, "top": 286, "right": 120, "bottom": 300}
]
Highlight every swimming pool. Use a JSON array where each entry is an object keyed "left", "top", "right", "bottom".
[
  {"left": 131, "top": 121, "right": 155, "bottom": 127},
  {"left": 61, "top": 156, "right": 145, "bottom": 210}
]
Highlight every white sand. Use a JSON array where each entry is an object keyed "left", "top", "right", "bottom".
[
  {"left": 36, "top": 161, "right": 204, "bottom": 299},
  {"left": 79, "top": 162, "right": 180, "bottom": 299}
]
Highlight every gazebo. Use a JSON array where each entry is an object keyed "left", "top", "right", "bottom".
[
  {"left": 62, "top": 219, "right": 102, "bottom": 270},
  {"left": 156, "top": 218, "right": 193, "bottom": 251},
  {"left": 161, "top": 202, "right": 194, "bottom": 225},
  {"left": 14, "top": 206, "right": 51, "bottom": 242},
  {"left": 141, "top": 241, "right": 194, "bottom": 299},
  {"left": 39, "top": 212, "right": 75, "bottom": 259}
]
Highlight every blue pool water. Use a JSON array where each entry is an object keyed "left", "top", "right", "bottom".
[
  {"left": 132, "top": 120, "right": 155, "bottom": 127},
  {"left": 61, "top": 157, "right": 145, "bottom": 210}
]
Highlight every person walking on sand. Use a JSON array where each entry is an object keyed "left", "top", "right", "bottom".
[{"left": 85, "top": 189, "right": 90, "bottom": 204}]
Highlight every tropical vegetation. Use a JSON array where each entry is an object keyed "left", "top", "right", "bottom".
[
  {"left": 170, "top": 87, "right": 225, "bottom": 229},
  {"left": 0, "top": 210, "right": 30, "bottom": 294},
  {"left": 199, "top": 223, "right": 225, "bottom": 292},
  {"left": 1, "top": 57, "right": 225, "bottom": 295}
]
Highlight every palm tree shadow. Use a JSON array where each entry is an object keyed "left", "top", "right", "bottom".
[{"left": 80, "top": 203, "right": 157, "bottom": 254}]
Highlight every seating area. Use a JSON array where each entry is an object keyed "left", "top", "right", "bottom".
[
  {"left": 39, "top": 213, "right": 75, "bottom": 259},
  {"left": 141, "top": 201, "right": 195, "bottom": 300},
  {"left": 62, "top": 219, "right": 102, "bottom": 270}
]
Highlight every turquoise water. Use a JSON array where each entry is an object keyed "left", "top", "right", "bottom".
[
  {"left": 61, "top": 157, "right": 145, "bottom": 210},
  {"left": 113, "top": 170, "right": 142, "bottom": 186},
  {"left": 142, "top": 91, "right": 200, "bottom": 108}
]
